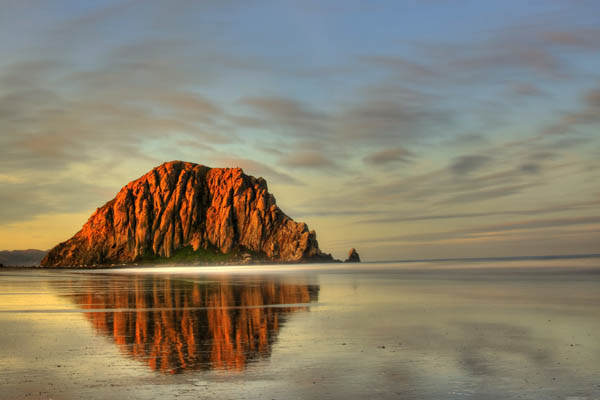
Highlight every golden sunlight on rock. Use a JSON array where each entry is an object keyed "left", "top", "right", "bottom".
[{"left": 42, "top": 161, "right": 335, "bottom": 267}]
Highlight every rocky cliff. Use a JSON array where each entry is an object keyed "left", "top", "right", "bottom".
[{"left": 41, "top": 161, "right": 334, "bottom": 267}]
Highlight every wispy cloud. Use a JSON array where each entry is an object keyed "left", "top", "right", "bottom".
[
  {"left": 0, "top": 180, "right": 114, "bottom": 225},
  {"left": 234, "top": 92, "right": 451, "bottom": 156},
  {"left": 543, "top": 85, "right": 600, "bottom": 135},
  {"left": 363, "top": 147, "right": 415, "bottom": 165},
  {"left": 359, "top": 200, "right": 600, "bottom": 224},
  {"left": 362, "top": 216, "right": 600, "bottom": 245},
  {"left": 213, "top": 157, "right": 304, "bottom": 186},
  {"left": 365, "top": 23, "right": 600, "bottom": 83},
  {"left": 449, "top": 155, "right": 492, "bottom": 175},
  {"left": 511, "top": 82, "right": 545, "bottom": 97},
  {"left": 280, "top": 150, "right": 337, "bottom": 170}
]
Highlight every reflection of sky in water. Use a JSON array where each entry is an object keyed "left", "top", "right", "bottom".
[{"left": 0, "top": 260, "right": 599, "bottom": 399}]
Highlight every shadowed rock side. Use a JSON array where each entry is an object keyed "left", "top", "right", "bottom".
[
  {"left": 60, "top": 276, "right": 319, "bottom": 373},
  {"left": 41, "top": 161, "right": 334, "bottom": 267}
]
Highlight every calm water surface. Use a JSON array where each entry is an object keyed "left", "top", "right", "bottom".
[{"left": 1, "top": 259, "right": 599, "bottom": 399}]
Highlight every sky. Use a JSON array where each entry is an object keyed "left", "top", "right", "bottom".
[{"left": 0, "top": 0, "right": 599, "bottom": 260}]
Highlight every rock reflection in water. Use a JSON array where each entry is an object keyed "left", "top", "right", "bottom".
[{"left": 61, "top": 275, "right": 319, "bottom": 374}]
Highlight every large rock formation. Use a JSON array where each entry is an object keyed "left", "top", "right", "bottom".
[{"left": 41, "top": 161, "right": 334, "bottom": 267}]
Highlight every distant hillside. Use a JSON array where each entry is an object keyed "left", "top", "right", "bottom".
[{"left": 0, "top": 249, "right": 47, "bottom": 266}]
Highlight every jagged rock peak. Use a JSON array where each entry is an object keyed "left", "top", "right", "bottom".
[
  {"left": 345, "top": 248, "right": 361, "bottom": 263},
  {"left": 41, "top": 161, "right": 334, "bottom": 267}
]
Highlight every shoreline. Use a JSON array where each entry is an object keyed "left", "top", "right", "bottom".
[
  {"left": 0, "top": 258, "right": 346, "bottom": 271},
  {"left": 2, "top": 253, "right": 598, "bottom": 271}
]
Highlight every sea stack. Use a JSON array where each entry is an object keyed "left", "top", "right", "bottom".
[
  {"left": 41, "top": 161, "right": 334, "bottom": 267},
  {"left": 345, "top": 248, "right": 361, "bottom": 263}
]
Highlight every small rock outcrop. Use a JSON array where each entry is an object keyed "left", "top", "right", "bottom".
[
  {"left": 344, "top": 248, "right": 361, "bottom": 263},
  {"left": 41, "top": 161, "right": 334, "bottom": 267}
]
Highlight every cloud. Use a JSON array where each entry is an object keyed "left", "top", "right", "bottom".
[
  {"left": 233, "top": 90, "right": 451, "bottom": 153},
  {"left": 438, "top": 182, "right": 535, "bottom": 205},
  {"left": 336, "top": 98, "right": 451, "bottom": 144},
  {"left": 149, "top": 91, "right": 223, "bottom": 119},
  {"left": 0, "top": 174, "right": 25, "bottom": 184},
  {"left": 475, "top": 215, "right": 600, "bottom": 233},
  {"left": 214, "top": 157, "right": 304, "bottom": 186},
  {"left": 362, "top": 20, "right": 600, "bottom": 90},
  {"left": 449, "top": 155, "right": 492, "bottom": 175},
  {"left": 583, "top": 88, "right": 600, "bottom": 107},
  {"left": 279, "top": 150, "right": 336, "bottom": 170},
  {"left": 294, "top": 155, "right": 556, "bottom": 221},
  {"left": 363, "top": 147, "right": 415, "bottom": 165},
  {"left": 0, "top": 46, "right": 243, "bottom": 226},
  {"left": 511, "top": 83, "right": 545, "bottom": 97},
  {"left": 348, "top": 136, "right": 575, "bottom": 208},
  {"left": 362, "top": 215, "right": 600, "bottom": 245},
  {"left": 518, "top": 163, "right": 541, "bottom": 174},
  {"left": 0, "top": 44, "right": 236, "bottom": 176},
  {"left": 542, "top": 28, "right": 600, "bottom": 49},
  {"left": 529, "top": 151, "right": 558, "bottom": 161},
  {"left": 0, "top": 180, "right": 114, "bottom": 225},
  {"left": 175, "top": 140, "right": 215, "bottom": 152},
  {"left": 543, "top": 86, "right": 600, "bottom": 135},
  {"left": 237, "top": 96, "right": 329, "bottom": 139},
  {"left": 288, "top": 208, "right": 386, "bottom": 218},
  {"left": 541, "top": 136, "right": 592, "bottom": 150},
  {"left": 360, "top": 55, "right": 435, "bottom": 77},
  {"left": 359, "top": 199, "right": 600, "bottom": 224},
  {"left": 241, "top": 96, "right": 326, "bottom": 122}
]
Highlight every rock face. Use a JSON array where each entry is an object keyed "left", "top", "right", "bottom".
[
  {"left": 344, "top": 248, "right": 361, "bottom": 263},
  {"left": 41, "top": 161, "right": 334, "bottom": 267}
]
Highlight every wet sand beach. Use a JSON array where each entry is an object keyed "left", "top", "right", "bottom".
[{"left": 1, "top": 258, "right": 599, "bottom": 399}]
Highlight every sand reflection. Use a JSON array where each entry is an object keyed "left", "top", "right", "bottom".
[{"left": 61, "top": 275, "right": 319, "bottom": 374}]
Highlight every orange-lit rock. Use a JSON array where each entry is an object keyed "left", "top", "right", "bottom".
[{"left": 41, "top": 161, "right": 334, "bottom": 266}]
